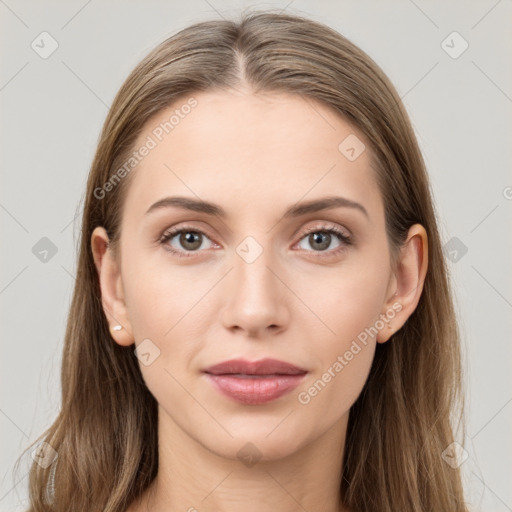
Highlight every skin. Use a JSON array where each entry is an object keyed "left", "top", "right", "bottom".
[{"left": 91, "top": 87, "right": 428, "bottom": 512}]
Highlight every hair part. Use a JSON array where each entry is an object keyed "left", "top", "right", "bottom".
[{"left": 16, "top": 9, "right": 468, "bottom": 512}]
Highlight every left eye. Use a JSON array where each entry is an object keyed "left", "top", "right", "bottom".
[{"left": 296, "top": 228, "right": 349, "bottom": 252}]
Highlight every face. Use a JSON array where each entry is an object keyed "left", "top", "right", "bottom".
[{"left": 97, "top": 89, "right": 403, "bottom": 461}]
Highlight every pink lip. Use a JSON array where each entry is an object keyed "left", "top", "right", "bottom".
[
  {"left": 202, "top": 358, "right": 308, "bottom": 405},
  {"left": 203, "top": 357, "right": 308, "bottom": 376}
]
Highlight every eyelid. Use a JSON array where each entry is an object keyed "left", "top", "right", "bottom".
[{"left": 293, "top": 221, "right": 351, "bottom": 240}]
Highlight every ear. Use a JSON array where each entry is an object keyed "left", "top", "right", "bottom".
[
  {"left": 377, "top": 223, "right": 428, "bottom": 343},
  {"left": 91, "top": 226, "right": 134, "bottom": 346}
]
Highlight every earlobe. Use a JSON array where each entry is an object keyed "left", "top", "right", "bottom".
[
  {"left": 377, "top": 223, "right": 428, "bottom": 343},
  {"left": 91, "top": 226, "right": 134, "bottom": 346}
]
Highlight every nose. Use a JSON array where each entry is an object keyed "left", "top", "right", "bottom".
[{"left": 221, "top": 244, "right": 290, "bottom": 337}]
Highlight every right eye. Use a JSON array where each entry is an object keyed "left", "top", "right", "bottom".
[{"left": 159, "top": 225, "right": 218, "bottom": 258}]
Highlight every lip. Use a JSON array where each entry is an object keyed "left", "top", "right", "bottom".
[
  {"left": 202, "top": 358, "right": 308, "bottom": 405},
  {"left": 203, "top": 358, "right": 308, "bottom": 376}
]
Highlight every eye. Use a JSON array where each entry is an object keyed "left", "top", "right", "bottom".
[
  {"left": 159, "top": 225, "right": 217, "bottom": 258},
  {"left": 294, "top": 223, "right": 352, "bottom": 258}
]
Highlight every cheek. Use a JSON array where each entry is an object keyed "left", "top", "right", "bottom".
[
  {"left": 293, "top": 254, "right": 390, "bottom": 346},
  {"left": 122, "top": 248, "right": 208, "bottom": 340},
  {"left": 293, "top": 255, "right": 389, "bottom": 410},
  {"left": 121, "top": 255, "right": 208, "bottom": 404},
  {"left": 121, "top": 250, "right": 219, "bottom": 388},
  {"left": 297, "top": 340, "right": 375, "bottom": 421},
  {"left": 296, "top": 274, "right": 386, "bottom": 414}
]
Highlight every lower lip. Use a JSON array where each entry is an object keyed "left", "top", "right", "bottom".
[{"left": 204, "top": 373, "right": 307, "bottom": 405}]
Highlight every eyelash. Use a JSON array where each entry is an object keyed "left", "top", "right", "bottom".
[{"left": 158, "top": 223, "right": 352, "bottom": 260}]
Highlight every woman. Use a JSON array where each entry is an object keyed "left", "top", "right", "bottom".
[{"left": 18, "top": 10, "right": 469, "bottom": 512}]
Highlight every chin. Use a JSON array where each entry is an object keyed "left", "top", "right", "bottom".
[{"left": 203, "top": 424, "right": 311, "bottom": 464}]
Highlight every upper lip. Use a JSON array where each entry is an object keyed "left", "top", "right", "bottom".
[{"left": 203, "top": 358, "right": 308, "bottom": 376}]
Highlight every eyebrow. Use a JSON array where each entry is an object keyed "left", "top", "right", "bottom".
[{"left": 145, "top": 195, "right": 369, "bottom": 219}]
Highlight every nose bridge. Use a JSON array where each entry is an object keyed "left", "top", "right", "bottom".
[
  {"left": 233, "top": 234, "right": 279, "bottom": 305},
  {"left": 221, "top": 234, "right": 288, "bottom": 334},
  {"left": 235, "top": 242, "right": 274, "bottom": 296}
]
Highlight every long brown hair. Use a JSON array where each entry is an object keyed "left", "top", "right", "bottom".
[{"left": 15, "top": 10, "right": 468, "bottom": 511}]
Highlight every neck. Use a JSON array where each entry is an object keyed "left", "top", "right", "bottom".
[{"left": 131, "top": 405, "right": 351, "bottom": 512}]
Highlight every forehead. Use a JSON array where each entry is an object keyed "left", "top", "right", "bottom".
[{"left": 123, "top": 89, "right": 382, "bottom": 221}]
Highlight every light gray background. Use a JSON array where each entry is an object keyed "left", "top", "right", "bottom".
[{"left": 1, "top": 1, "right": 511, "bottom": 511}]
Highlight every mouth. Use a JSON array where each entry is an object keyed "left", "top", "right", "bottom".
[{"left": 202, "top": 358, "right": 308, "bottom": 405}]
